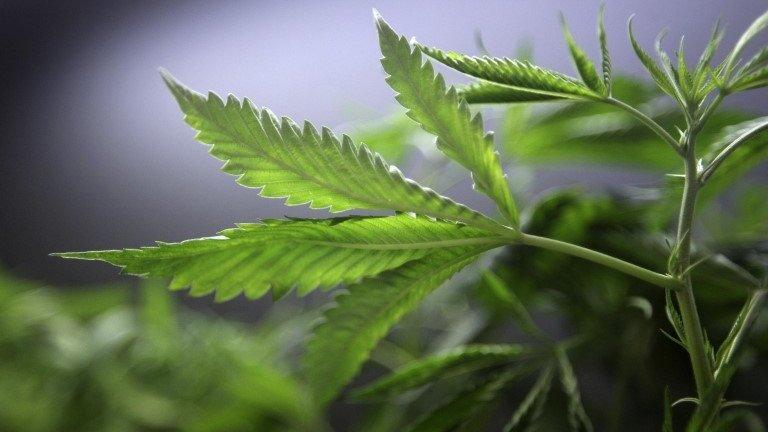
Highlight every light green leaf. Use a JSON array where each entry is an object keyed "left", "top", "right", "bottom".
[
  {"left": 160, "top": 70, "right": 505, "bottom": 234},
  {"left": 727, "top": 65, "right": 768, "bottom": 92},
  {"left": 458, "top": 82, "right": 562, "bottom": 104},
  {"left": 414, "top": 45, "right": 599, "bottom": 102},
  {"left": 350, "top": 344, "right": 533, "bottom": 400},
  {"left": 693, "top": 20, "right": 723, "bottom": 94},
  {"left": 504, "top": 363, "right": 556, "bottom": 432},
  {"left": 560, "top": 14, "right": 605, "bottom": 94},
  {"left": 737, "top": 46, "right": 768, "bottom": 77},
  {"left": 723, "top": 9, "right": 768, "bottom": 78},
  {"left": 700, "top": 116, "right": 768, "bottom": 183},
  {"left": 304, "top": 245, "right": 492, "bottom": 405},
  {"left": 374, "top": 12, "right": 519, "bottom": 227},
  {"left": 407, "top": 368, "right": 525, "bottom": 432},
  {"left": 597, "top": 4, "right": 612, "bottom": 94},
  {"left": 627, "top": 17, "right": 677, "bottom": 98},
  {"left": 55, "top": 215, "right": 502, "bottom": 302}
]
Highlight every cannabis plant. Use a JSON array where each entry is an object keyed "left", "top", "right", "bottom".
[{"left": 58, "top": 7, "right": 768, "bottom": 431}]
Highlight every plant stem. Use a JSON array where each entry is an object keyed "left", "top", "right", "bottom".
[
  {"left": 604, "top": 97, "right": 681, "bottom": 154},
  {"left": 699, "top": 117, "right": 768, "bottom": 183},
  {"left": 519, "top": 233, "right": 679, "bottom": 290},
  {"left": 673, "top": 133, "right": 714, "bottom": 398}
]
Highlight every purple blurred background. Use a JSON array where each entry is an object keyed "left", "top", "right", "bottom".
[{"left": 1, "top": 0, "right": 765, "bottom": 293}]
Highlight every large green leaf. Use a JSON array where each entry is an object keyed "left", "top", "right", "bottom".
[
  {"left": 375, "top": 12, "right": 519, "bottom": 226},
  {"left": 304, "top": 246, "right": 492, "bottom": 405},
  {"left": 350, "top": 344, "right": 533, "bottom": 400},
  {"left": 55, "top": 215, "right": 503, "bottom": 302},
  {"left": 161, "top": 70, "right": 504, "bottom": 234}
]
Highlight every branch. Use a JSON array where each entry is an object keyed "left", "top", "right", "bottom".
[
  {"left": 603, "top": 97, "right": 682, "bottom": 154},
  {"left": 700, "top": 118, "right": 768, "bottom": 183},
  {"left": 518, "top": 233, "right": 679, "bottom": 290}
]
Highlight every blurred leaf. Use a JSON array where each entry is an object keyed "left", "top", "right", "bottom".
[
  {"left": 504, "top": 363, "right": 556, "bottom": 432},
  {"left": 556, "top": 348, "right": 594, "bottom": 432},
  {"left": 351, "top": 344, "right": 533, "bottom": 400},
  {"left": 407, "top": 368, "right": 526, "bottom": 432},
  {"left": 304, "top": 247, "right": 490, "bottom": 405}
]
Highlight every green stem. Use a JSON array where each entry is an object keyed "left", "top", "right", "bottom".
[
  {"left": 674, "top": 134, "right": 714, "bottom": 398},
  {"left": 604, "top": 97, "right": 681, "bottom": 154},
  {"left": 519, "top": 233, "right": 679, "bottom": 290}
]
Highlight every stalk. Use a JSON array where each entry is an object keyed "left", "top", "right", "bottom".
[
  {"left": 519, "top": 233, "right": 679, "bottom": 290},
  {"left": 673, "top": 132, "right": 714, "bottom": 398}
]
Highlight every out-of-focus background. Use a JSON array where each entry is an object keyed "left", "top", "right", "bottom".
[{"left": 1, "top": 1, "right": 767, "bottom": 431}]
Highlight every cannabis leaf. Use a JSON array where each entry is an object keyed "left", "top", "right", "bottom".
[
  {"left": 350, "top": 344, "right": 533, "bottom": 400},
  {"left": 375, "top": 12, "right": 520, "bottom": 227},
  {"left": 458, "top": 82, "right": 562, "bottom": 104},
  {"left": 504, "top": 363, "right": 555, "bottom": 432},
  {"left": 597, "top": 5, "right": 612, "bottom": 94},
  {"left": 413, "top": 45, "right": 600, "bottom": 102},
  {"left": 556, "top": 348, "right": 594, "bottom": 432},
  {"left": 723, "top": 9, "right": 768, "bottom": 80},
  {"left": 627, "top": 17, "right": 677, "bottom": 99},
  {"left": 304, "top": 246, "right": 491, "bottom": 405},
  {"left": 560, "top": 14, "right": 605, "bottom": 94},
  {"left": 56, "top": 215, "right": 502, "bottom": 302},
  {"left": 407, "top": 368, "right": 527, "bottom": 432},
  {"left": 160, "top": 70, "right": 505, "bottom": 234}
]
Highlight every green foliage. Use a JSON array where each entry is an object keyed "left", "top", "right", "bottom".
[
  {"left": 0, "top": 270, "right": 325, "bottom": 432},
  {"left": 56, "top": 215, "right": 501, "bottom": 302},
  {"left": 597, "top": 5, "right": 613, "bottom": 94},
  {"left": 560, "top": 14, "right": 605, "bottom": 94},
  {"left": 374, "top": 12, "right": 519, "bottom": 226},
  {"left": 350, "top": 344, "right": 533, "bottom": 400},
  {"left": 407, "top": 368, "right": 526, "bottom": 432},
  {"left": 504, "top": 364, "right": 555, "bottom": 432},
  {"left": 418, "top": 45, "right": 599, "bottom": 101},
  {"left": 51, "top": 5, "right": 768, "bottom": 431},
  {"left": 160, "top": 71, "right": 501, "bottom": 233},
  {"left": 304, "top": 247, "right": 490, "bottom": 405}
]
